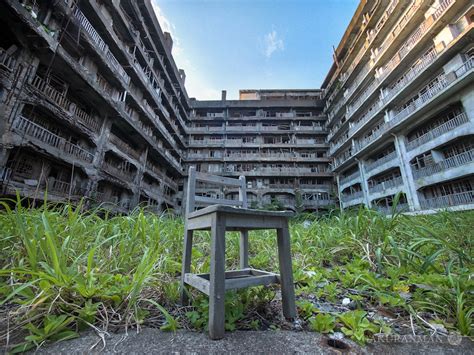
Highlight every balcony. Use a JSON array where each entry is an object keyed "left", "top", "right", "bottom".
[
  {"left": 339, "top": 170, "right": 360, "bottom": 186},
  {"left": 341, "top": 190, "right": 364, "bottom": 203},
  {"left": 102, "top": 161, "right": 135, "bottom": 183},
  {"left": 12, "top": 116, "right": 94, "bottom": 163},
  {"left": 109, "top": 134, "right": 141, "bottom": 161},
  {"left": 72, "top": 6, "right": 130, "bottom": 84},
  {"left": 348, "top": 99, "right": 383, "bottom": 137},
  {"left": 364, "top": 150, "right": 398, "bottom": 174},
  {"left": 374, "top": 202, "right": 409, "bottom": 215},
  {"left": 406, "top": 112, "right": 469, "bottom": 151},
  {"left": 420, "top": 190, "right": 474, "bottom": 209},
  {"left": 46, "top": 179, "right": 85, "bottom": 198},
  {"left": 368, "top": 176, "right": 403, "bottom": 194},
  {"left": 303, "top": 198, "right": 334, "bottom": 207},
  {"left": 412, "top": 148, "right": 474, "bottom": 180},
  {"left": 146, "top": 163, "right": 178, "bottom": 190},
  {"left": 383, "top": 47, "right": 438, "bottom": 103},
  {"left": 30, "top": 75, "right": 101, "bottom": 133}
]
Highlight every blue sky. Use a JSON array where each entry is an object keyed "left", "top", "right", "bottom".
[{"left": 152, "top": 0, "right": 359, "bottom": 100}]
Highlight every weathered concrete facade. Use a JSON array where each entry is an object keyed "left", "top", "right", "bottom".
[
  {"left": 186, "top": 90, "right": 334, "bottom": 212},
  {"left": 323, "top": 0, "right": 474, "bottom": 214},
  {"left": 1, "top": 0, "right": 473, "bottom": 215},
  {"left": 0, "top": 0, "right": 187, "bottom": 213}
]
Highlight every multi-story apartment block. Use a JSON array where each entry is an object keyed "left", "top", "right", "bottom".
[
  {"left": 1, "top": 0, "right": 473, "bottom": 215},
  {"left": 185, "top": 90, "right": 335, "bottom": 211},
  {"left": 0, "top": 0, "right": 188, "bottom": 213},
  {"left": 323, "top": 0, "right": 474, "bottom": 214}
]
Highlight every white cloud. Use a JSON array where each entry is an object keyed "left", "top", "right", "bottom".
[
  {"left": 151, "top": 1, "right": 220, "bottom": 100},
  {"left": 263, "top": 30, "right": 284, "bottom": 58}
]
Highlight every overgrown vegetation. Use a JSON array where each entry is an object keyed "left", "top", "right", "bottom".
[{"left": 0, "top": 197, "right": 473, "bottom": 352}]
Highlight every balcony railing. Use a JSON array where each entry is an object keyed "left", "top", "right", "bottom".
[
  {"left": 12, "top": 116, "right": 94, "bottom": 163},
  {"left": 31, "top": 75, "right": 72, "bottom": 111},
  {"left": 303, "top": 198, "right": 334, "bottom": 207},
  {"left": 339, "top": 171, "right": 360, "bottom": 186},
  {"left": 341, "top": 190, "right": 364, "bottom": 203},
  {"left": 368, "top": 176, "right": 403, "bottom": 194},
  {"left": 72, "top": 6, "right": 130, "bottom": 84},
  {"left": 413, "top": 149, "right": 474, "bottom": 179},
  {"left": 406, "top": 112, "right": 469, "bottom": 150},
  {"left": 47, "top": 179, "right": 85, "bottom": 197},
  {"left": 383, "top": 47, "right": 438, "bottom": 103},
  {"left": 31, "top": 75, "right": 101, "bottom": 133},
  {"left": 354, "top": 123, "right": 387, "bottom": 152},
  {"left": 420, "top": 190, "right": 474, "bottom": 209},
  {"left": 103, "top": 161, "right": 135, "bottom": 182},
  {"left": 348, "top": 99, "right": 383, "bottom": 136},
  {"left": 374, "top": 202, "right": 409, "bottom": 215},
  {"left": 365, "top": 150, "right": 397, "bottom": 173},
  {"left": 109, "top": 134, "right": 141, "bottom": 161},
  {"left": 0, "top": 48, "right": 16, "bottom": 71}
]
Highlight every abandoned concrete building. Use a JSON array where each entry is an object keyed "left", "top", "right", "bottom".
[
  {"left": 0, "top": 0, "right": 473, "bottom": 214},
  {"left": 187, "top": 89, "right": 333, "bottom": 212},
  {"left": 324, "top": 0, "right": 474, "bottom": 214}
]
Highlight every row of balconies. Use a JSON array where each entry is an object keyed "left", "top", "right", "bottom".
[
  {"left": 328, "top": 0, "right": 419, "bottom": 119},
  {"left": 327, "top": 0, "right": 455, "bottom": 127},
  {"left": 73, "top": 0, "right": 187, "bottom": 124},
  {"left": 420, "top": 190, "right": 474, "bottom": 209},
  {"left": 190, "top": 111, "right": 323, "bottom": 120},
  {"left": 223, "top": 166, "right": 331, "bottom": 175},
  {"left": 334, "top": 58, "right": 472, "bottom": 169},
  {"left": 68, "top": 3, "right": 188, "bottom": 149},
  {"left": 72, "top": 5, "right": 130, "bottom": 84},
  {"left": 412, "top": 148, "right": 474, "bottom": 180},
  {"left": 186, "top": 124, "right": 324, "bottom": 133},
  {"left": 12, "top": 115, "right": 94, "bottom": 164},
  {"left": 31, "top": 68, "right": 183, "bottom": 172},
  {"left": 324, "top": 0, "right": 402, "bottom": 107},
  {"left": 406, "top": 112, "right": 469, "bottom": 150},
  {"left": 187, "top": 151, "right": 327, "bottom": 160},
  {"left": 188, "top": 138, "right": 326, "bottom": 147}
]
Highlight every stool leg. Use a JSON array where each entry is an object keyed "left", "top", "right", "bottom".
[
  {"left": 209, "top": 214, "right": 226, "bottom": 340},
  {"left": 180, "top": 228, "right": 193, "bottom": 305},
  {"left": 277, "top": 223, "right": 296, "bottom": 319},
  {"left": 239, "top": 230, "right": 249, "bottom": 269}
]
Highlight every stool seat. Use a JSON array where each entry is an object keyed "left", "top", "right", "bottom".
[{"left": 188, "top": 204, "right": 294, "bottom": 219}]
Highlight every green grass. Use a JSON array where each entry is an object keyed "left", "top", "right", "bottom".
[{"left": 0, "top": 197, "right": 473, "bottom": 351}]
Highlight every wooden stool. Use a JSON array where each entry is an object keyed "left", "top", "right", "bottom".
[{"left": 180, "top": 167, "right": 296, "bottom": 339}]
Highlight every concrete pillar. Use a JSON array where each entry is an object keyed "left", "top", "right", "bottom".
[
  {"left": 460, "top": 89, "right": 474, "bottom": 122},
  {"left": 393, "top": 134, "right": 420, "bottom": 211},
  {"left": 132, "top": 147, "right": 148, "bottom": 207},
  {"left": 335, "top": 174, "right": 343, "bottom": 210},
  {"left": 357, "top": 159, "right": 371, "bottom": 207}
]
